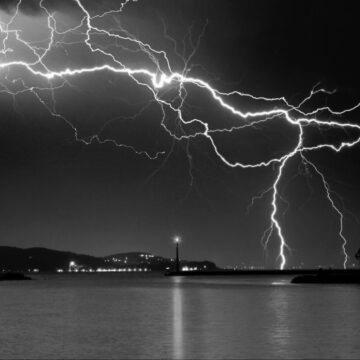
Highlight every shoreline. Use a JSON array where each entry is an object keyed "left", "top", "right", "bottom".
[{"left": 165, "top": 269, "right": 360, "bottom": 276}]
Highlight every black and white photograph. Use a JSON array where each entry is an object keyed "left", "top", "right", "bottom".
[{"left": 0, "top": 0, "right": 360, "bottom": 359}]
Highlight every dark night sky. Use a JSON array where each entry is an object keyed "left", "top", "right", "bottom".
[{"left": 0, "top": 0, "right": 360, "bottom": 268}]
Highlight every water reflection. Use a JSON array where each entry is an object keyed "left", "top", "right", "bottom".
[
  {"left": 0, "top": 275, "right": 359, "bottom": 359},
  {"left": 172, "top": 277, "right": 184, "bottom": 359},
  {"left": 268, "top": 287, "right": 292, "bottom": 356}
]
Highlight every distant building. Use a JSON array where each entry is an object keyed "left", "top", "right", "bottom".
[{"left": 68, "top": 261, "right": 79, "bottom": 272}]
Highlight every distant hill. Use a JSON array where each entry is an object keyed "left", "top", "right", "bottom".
[
  {"left": 105, "top": 251, "right": 218, "bottom": 272},
  {"left": 0, "top": 246, "right": 104, "bottom": 272},
  {"left": 0, "top": 246, "right": 218, "bottom": 272}
]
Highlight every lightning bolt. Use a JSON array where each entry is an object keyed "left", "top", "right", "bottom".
[
  {"left": 300, "top": 153, "right": 349, "bottom": 268},
  {"left": 1, "top": 0, "right": 359, "bottom": 269}
]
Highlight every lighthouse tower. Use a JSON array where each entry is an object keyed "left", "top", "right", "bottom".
[{"left": 174, "top": 236, "right": 180, "bottom": 272}]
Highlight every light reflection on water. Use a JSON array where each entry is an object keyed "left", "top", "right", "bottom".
[
  {"left": 0, "top": 273, "right": 359, "bottom": 359},
  {"left": 172, "top": 278, "right": 183, "bottom": 359}
]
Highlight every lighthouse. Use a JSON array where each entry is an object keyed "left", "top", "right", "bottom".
[{"left": 174, "top": 236, "right": 180, "bottom": 272}]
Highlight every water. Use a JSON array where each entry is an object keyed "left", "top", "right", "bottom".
[{"left": 0, "top": 274, "right": 359, "bottom": 359}]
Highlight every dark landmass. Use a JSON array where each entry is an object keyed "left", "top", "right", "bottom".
[
  {"left": 291, "top": 269, "right": 360, "bottom": 284},
  {"left": 104, "top": 251, "right": 217, "bottom": 272},
  {"left": 0, "top": 246, "right": 218, "bottom": 272},
  {"left": 0, "top": 272, "right": 32, "bottom": 281},
  {"left": 2, "top": 246, "right": 357, "bottom": 277},
  {"left": 0, "top": 246, "right": 104, "bottom": 272}
]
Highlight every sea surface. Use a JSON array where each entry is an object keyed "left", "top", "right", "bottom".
[{"left": 0, "top": 273, "right": 359, "bottom": 359}]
